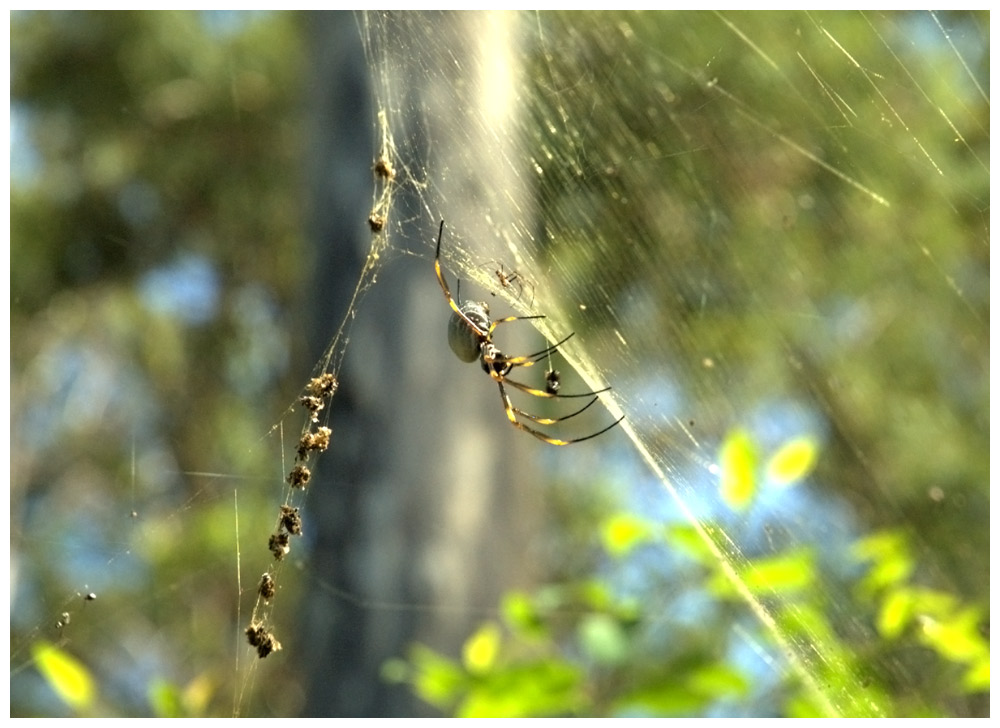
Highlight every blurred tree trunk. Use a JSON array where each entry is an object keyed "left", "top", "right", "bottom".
[{"left": 296, "top": 11, "right": 541, "bottom": 717}]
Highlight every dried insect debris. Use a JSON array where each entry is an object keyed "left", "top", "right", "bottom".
[
  {"left": 246, "top": 370, "right": 341, "bottom": 658},
  {"left": 246, "top": 621, "right": 282, "bottom": 659}
]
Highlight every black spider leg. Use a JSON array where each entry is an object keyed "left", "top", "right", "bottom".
[
  {"left": 485, "top": 311, "right": 547, "bottom": 343},
  {"left": 510, "top": 393, "right": 600, "bottom": 425},
  {"left": 497, "top": 380, "right": 624, "bottom": 446},
  {"left": 435, "top": 220, "right": 489, "bottom": 338}
]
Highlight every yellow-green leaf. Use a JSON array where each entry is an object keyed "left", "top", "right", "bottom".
[
  {"left": 148, "top": 679, "right": 183, "bottom": 718},
  {"left": 578, "top": 613, "right": 629, "bottom": 665},
  {"left": 766, "top": 436, "right": 819, "bottom": 486},
  {"left": 877, "top": 587, "right": 914, "bottom": 639},
  {"left": 31, "top": 640, "right": 96, "bottom": 712},
  {"left": 918, "top": 608, "right": 987, "bottom": 663},
  {"left": 719, "top": 430, "right": 758, "bottom": 509},
  {"left": 501, "top": 591, "right": 543, "bottom": 639},
  {"left": 687, "top": 663, "right": 749, "bottom": 698},
  {"left": 739, "top": 548, "right": 815, "bottom": 594},
  {"left": 600, "top": 513, "right": 653, "bottom": 557},
  {"left": 665, "top": 524, "right": 715, "bottom": 563},
  {"left": 409, "top": 644, "right": 465, "bottom": 707},
  {"left": 463, "top": 622, "right": 501, "bottom": 673},
  {"left": 962, "top": 657, "right": 990, "bottom": 692},
  {"left": 181, "top": 672, "right": 214, "bottom": 717}
]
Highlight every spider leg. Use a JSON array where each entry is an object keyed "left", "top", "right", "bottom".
[
  {"left": 491, "top": 332, "right": 574, "bottom": 370},
  {"left": 435, "top": 220, "right": 490, "bottom": 337},
  {"left": 486, "top": 313, "right": 545, "bottom": 340},
  {"left": 497, "top": 381, "right": 624, "bottom": 446},
  {"left": 511, "top": 395, "right": 599, "bottom": 424},
  {"left": 497, "top": 381, "right": 578, "bottom": 446}
]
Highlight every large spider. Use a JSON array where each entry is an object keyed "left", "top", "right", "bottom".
[{"left": 434, "top": 220, "right": 624, "bottom": 446}]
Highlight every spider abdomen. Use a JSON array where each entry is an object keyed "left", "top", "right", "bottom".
[{"left": 448, "top": 300, "right": 491, "bottom": 363}]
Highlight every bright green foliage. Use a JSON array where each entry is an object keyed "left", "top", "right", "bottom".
[
  {"left": 600, "top": 512, "right": 655, "bottom": 557},
  {"left": 147, "top": 675, "right": 214, "bottom": 718},
  {"left": 399, "top": 640, "right": 586, "bottom": 718},
  {"left": 578, "top": 612, "right": 630, "bottom": 665},
  {"left": 11, "top": 11, "right": 307, "bottom": 717},
  {"left": 766, "top": 437, "right": 819, "bottom": 486},
  {"left": 31, "top": 641, "right": 96, "bottom": 713},
  {"left": 853, "top": 530, "right": 989, "bottom": 695},
  {"left": 148, "top": 680, "right": 184, "bottom": 718},
  {"left": 616, "top": 663, "right": 749, "bottom": 715},
  {"left": 462, "top": 622, "right": 501, "bottom": 673},
  {"left": 719, "top": 429, "right": 819, "bottom": 510},
  {"left": 389, "top": 582, "right": 746, "bottom": 717},
  {"left": 665, "top": 523, "right": 717, "bottom": 563},
  {"left": 394, "top": 431, "right": 988, "bottom": 716},
  {"left": 718, "top": 429, "right": 759, "bottom": 509},
  {"left": 708, "top": 547, "right": 816, "bottom": 598},
  {"left": 853, "top": 531, "right": 916, "bottom": 596}
]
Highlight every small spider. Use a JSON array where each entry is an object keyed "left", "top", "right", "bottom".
[
  {"left": 434, "top": 220, "right": 623, "bottom": 445},
  {"left": 484, "top": 261, "right": 535, "bottom": 306}
]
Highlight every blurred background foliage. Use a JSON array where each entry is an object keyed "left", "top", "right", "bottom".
[
  {"left": 10, "top": 10, "right": 988, "bottom": 717},
  {"left": 11, "top": 10, "right": 308, "bottom": 716}
]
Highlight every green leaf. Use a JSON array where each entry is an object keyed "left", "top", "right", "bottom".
[
  {"left": 618, "top": 682, "right": 711, "bottom": 715},
  {"left": 719, "top": 429, "right": 758, "bottom": 509},
  {"left": 463, "top": 622, "right": 501, "bottom": 673},
  {"left": 501, "top": 591, "right": 545, "bottom": 640},
  {"left": 148, "top": 679, "right": 183, "bottom": 718},
  {"left": 31, "top": 640, "right": 96, "bottom": 712},
  {"left": 457, "top": 660, "right": 583, "bottom": 717},
  {"left": 917, "top": 607, "right": 987, "bottom": 663},
  {"left": 766, "top": 436, "right": 819, "bottom": 486},
  {"left": 739, "top": 548, "right": 815, "bottom": 595},
  {"left": 908, "top": 586, "right": 958, "bottom": 618},
  {"left": 853, "top": 530, "right": 908, "bottom": 562},
  {"left": 601, "top": 512, "right": 653, "bottom": 557},
  {"left": 853, "top": 530, "right": 915, "bottom": 596},
  {"left": 687, "top": 663, "right": 749, "bottom": 699},
  {"left": 785, "top": 692, "right": 827, "bottom": 718},
  {"left": 665, "top": 523, "right": 715, "bottom": 563},
  {"left": 578, "top": 613, "right": 629, "bottom": 665},
  {"left": 408, "top": 644, "right": 466, "bottom": 709},
  {"left": 876, "top": 587, "right": 914, "bottom": 638},
  {"left": 962, "top": 657, "right": 990, "bottom": 693}
]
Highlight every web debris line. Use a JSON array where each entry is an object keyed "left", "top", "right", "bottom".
[{"left": 235, "top": 46, "right": 413, "bottom": 684}]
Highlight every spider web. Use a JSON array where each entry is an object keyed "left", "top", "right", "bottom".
[
  {"left": 9, "top": 10, "right": 988, "bottom": 718},
  {"left": 324, "top": 9, "right": 987, "bottom": 717}
]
